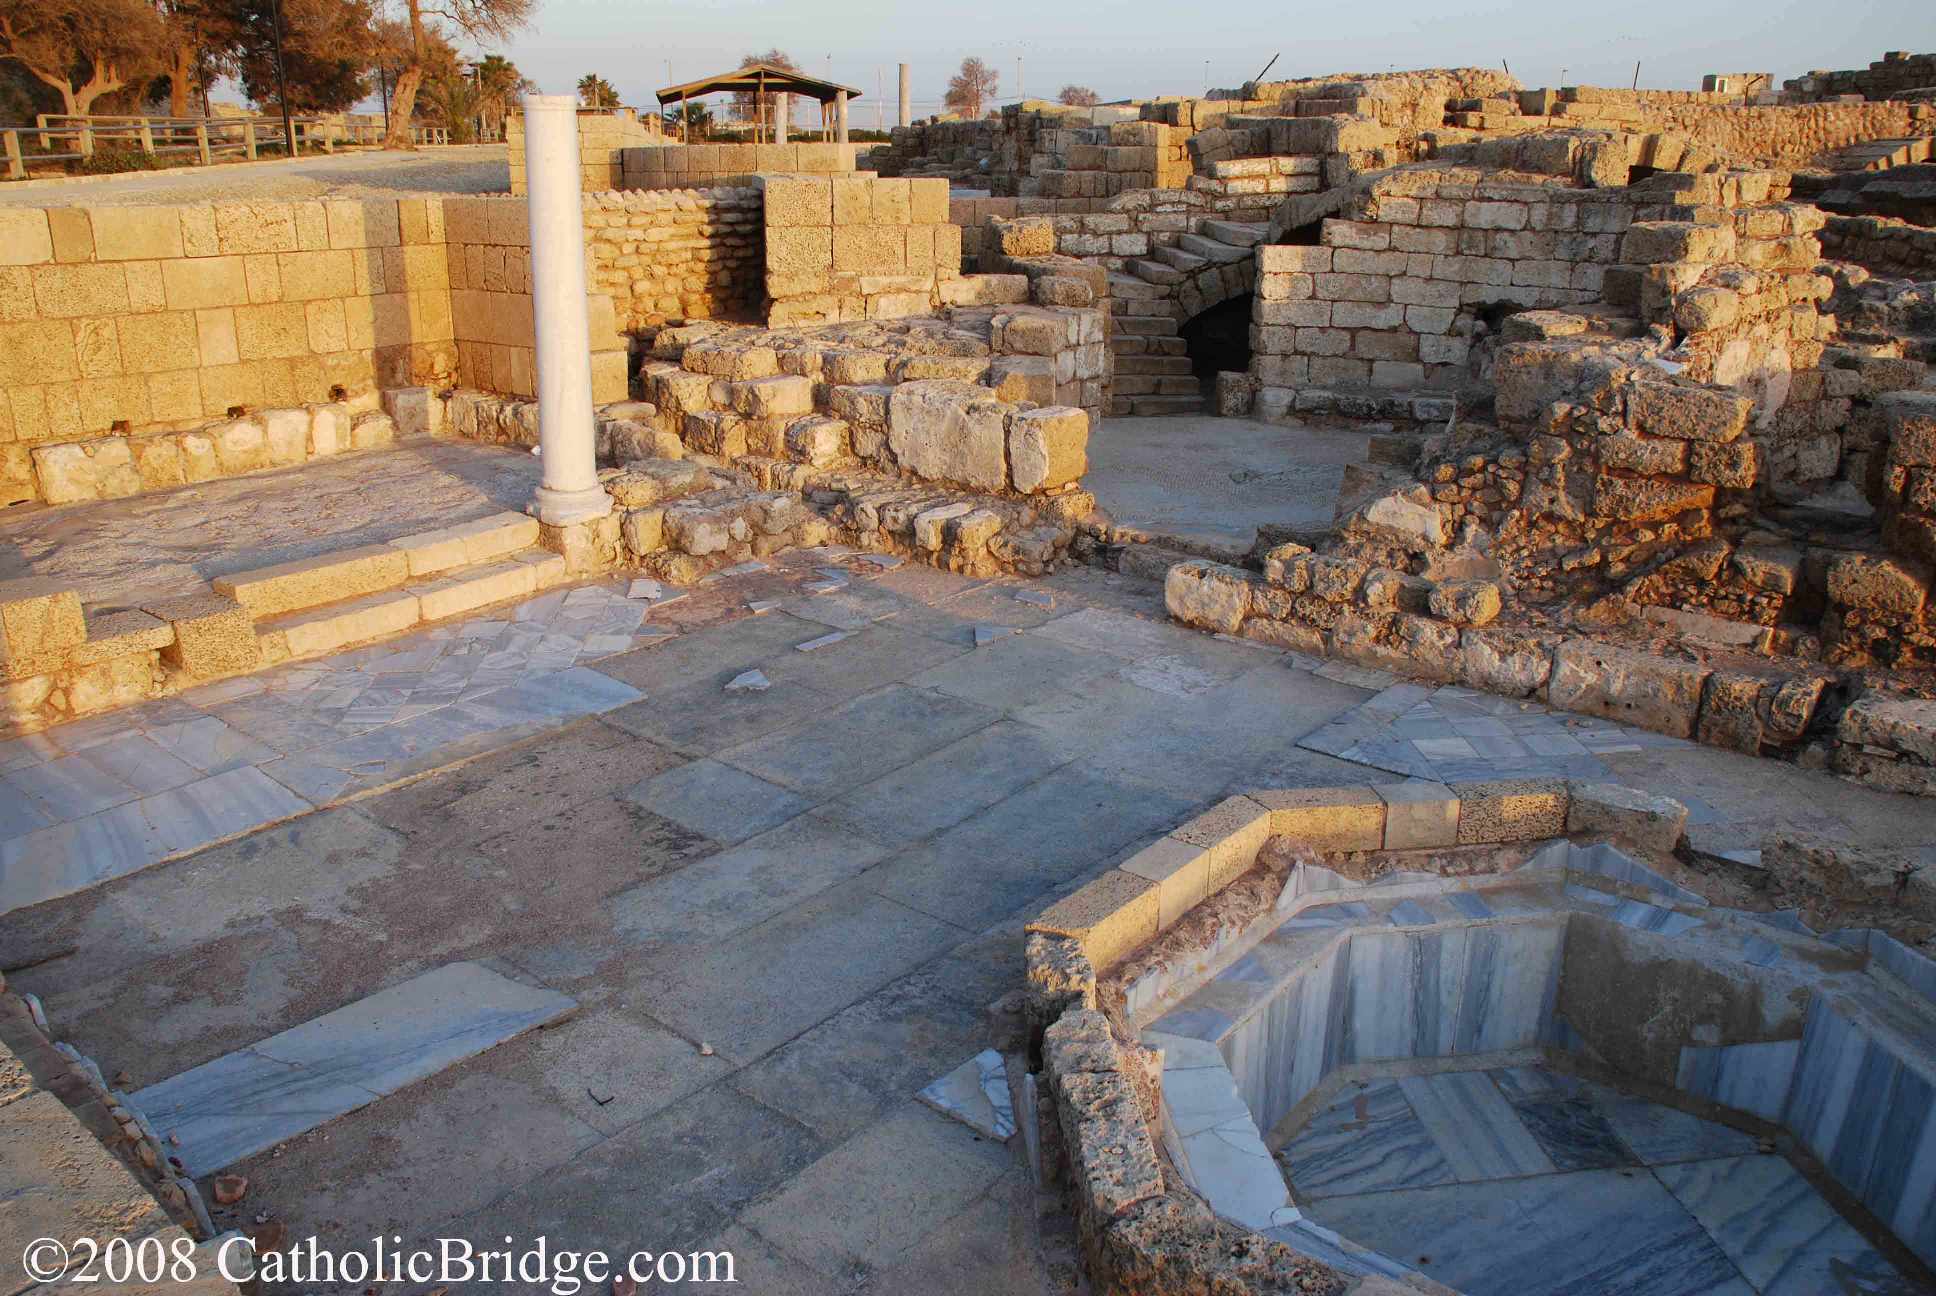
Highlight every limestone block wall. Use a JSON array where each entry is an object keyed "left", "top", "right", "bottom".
[
  {"left": 619, "top": 142, "right": 861, "bottom": 190},
  {"left": 1246, "top": 166, "right": 1808, "bottom": 402},
  {"left": 759, "top": 175, "right": 962, "bottom": 324},
  {"left": 508, "top": 108, "right": 661, "bottom": 194},
  {"left": 1538, "top": 89, "right": 1933, "bottom": 167},
  {"left": 0, "top": 199, "right": 456, "bottom": 505},
  {"left": 582, "top": 188, "right": 764, "bottom": 329},
  {"left": 1822, "top": 214, "right": 1936, "bottom": 279},
  {"left": 1784, "top": 52, "right": 1936, "bottom": 102},
  {"left": 1022, "top": 121, "right": 1192, "bottom": 199},
  {"left": 441, "top": 196, "right": 629, "bottom": 405}
]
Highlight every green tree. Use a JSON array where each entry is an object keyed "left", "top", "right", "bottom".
[
  {"left": 472, "top": 51, "right": 527, "bottom": 137},
  {"left": 229, "top": 0, "right": 378, "bottom": 114},
  {"left": 576, "top": 72, "right": 616, "bottom": 108},
  {"left": 731, "top": 46, "right": 792, "bottom": 130},
  {"left": 662, "top": 99, "right": 711, "bottom": 137},
  {"left": 381, "top": 0, "right": 533, "bottom": 150},
  {"left": 421, "top": 65, "right": 481, "bottom": 140},
  {"left": 944, "top": 56, "right": 997, "bottom": 119},
  {"left": 0, "top": 0, "right": 163, "bottom": 117}
]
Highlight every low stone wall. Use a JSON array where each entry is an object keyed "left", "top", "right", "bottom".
[
  {"left": 508, "top": 107, "right": 661, "bottom": 194},
  {"left": 1822, "top": 213, "right": 1936, "bottom": 279},
  {"left": 583, "top": 188, "right": 764, "bottom": 329},
  {"left": 0, "top": 198, "right": 457, "bottom": 501},
  {"left": 619, "top": 141, "right": 861, "bottom": 190}
]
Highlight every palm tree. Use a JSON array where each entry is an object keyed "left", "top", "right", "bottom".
[
  {"left": 420, "top": 66, "right": 483, "bottom": 142},
  {"left": 663, "top": 100, "right": 712, "bottom": 138},
  {"left": 577, "top": 73, "right": 617, "bottom": 109},
  {"left": 473, "top": 52, "right": 528, "bottom": 139}
]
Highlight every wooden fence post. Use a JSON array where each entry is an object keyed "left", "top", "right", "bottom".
[
  {"left": 243, "top": 120, "right": 256, "bottom": 159},
  {"left": 3, "top": 131, "right": 21, "bottom": 180},
  {"left": 195, "top": 121, "right": 211, "bottom": 165},
  {"left": 138, "top": 120, "right": 156, "bottom": 155}
]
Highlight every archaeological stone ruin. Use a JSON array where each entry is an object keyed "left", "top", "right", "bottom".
[{"left": 3, "top": 45, "right": 1936, "bottom": 1296}]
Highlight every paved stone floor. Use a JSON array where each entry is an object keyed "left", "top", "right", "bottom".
[
  {"left": 9, "top": 558, "right": 1936, "bottom": 1292},
  {"left": 0, "top": 442, "right": 539, "bottom": 605},
  {"left": 0, "top": 146, "right": 511, "bottom": 207},
  {"left": 1085, "top": 414, "right": 1370, "bottom": 553}
]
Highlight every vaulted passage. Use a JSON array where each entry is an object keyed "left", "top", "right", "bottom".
[{"left": 1181, "top": 294, "right": 1255, "bottom": 398}]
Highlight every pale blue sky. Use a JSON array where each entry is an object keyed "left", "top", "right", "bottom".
[{"left": 481, "top": 0, "right": 1935, "bottom": 118}]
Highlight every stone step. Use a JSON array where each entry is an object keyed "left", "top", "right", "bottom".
[
  {"left": 212, "top": 511, "right": 538, "bottom": 619},
  {"left": 132, "top": 962, "right": 575, "bottom": 1175},
  {"left": 1115, "top": 354, "right": 1195, "bottom": 376},
  {"left": 1176, "top": 232, "right": 1254, "bottom": 264},
  {"left": 1154, "top": 245, "right": 1212, "bottom": 274},
  {"left": 1127, "top": 258, "right": 1188, "bottom": 286},
  {"left": 1113, "top": 315, "right": 1182, "bottom": 337},
  {"left": 255, "top": 548, "right": 567, "bottom": 662},
  {"left": 1128, "top": 394, "right": 1208, "bottom": 415},
  {"left": 1198, "top": 219, "right": 1268, "bottom": 247},
  {"left": 1106, "top": 272, "right": 1172, "bottom": 301}
]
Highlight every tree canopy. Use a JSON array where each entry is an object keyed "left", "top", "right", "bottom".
[
  {"left": 1057, "top": 84, "right": 1098, "bottom": 107},
  {"left": 577, "top": 72, "right": 616, "bottom": 108},
  {"left": 944, "top": 56, "right": 997, "bottom": 119},
  {"left": 0, "top": 0, "right": 164, "bottom": 116}
]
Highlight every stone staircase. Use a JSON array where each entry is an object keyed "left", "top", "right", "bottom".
[
  {"left": 209, "top": 512, "right": 570, "bottom": 664},
  {"left": 1833, "top": 135, "right": 1936, "bottom": 173},
  {"left": 1108, "top": 218, "right": 1268, "bottom": 417}
]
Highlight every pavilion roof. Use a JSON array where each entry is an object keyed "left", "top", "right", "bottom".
[{"left": 656, "top": 61, "right": 863, "bottom": 105}]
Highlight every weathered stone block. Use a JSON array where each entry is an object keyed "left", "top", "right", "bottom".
[
  {"left": 1566, "top": 782, "right": 1688, "bottom": 855},
  {"left": 1253, "top": 785, "right": 1384, "bottom": 851},
  {"left": 0, "top": 577, "right": 85, "bottom": 680},
  {"left": 1625, "top": 381, "right": 1751, "bottom": 443},
  {"left": 1453, "top": 779, "right": 1566, "bottom": 843},
  {"left": 1029, "top": 869, "right": 1158, "bottom": 972},
  {"left": 1428, "top": 579, "right": 1502, "bottom": 626},
  {"left": 1164, "top": 559, "right": 1252, "bottom": 635},
  {"left": 886, "top": 380, "right": 1008, "bottom": 491},
  {"left": 1548, "top": 640, "right": 1710, "bottom": 738},
  {"left": 1007, "top": 406, "right": 1088, "bottom": 493},
  {"left": 144, "top": 592, "right": 260, "bottom": 678}
]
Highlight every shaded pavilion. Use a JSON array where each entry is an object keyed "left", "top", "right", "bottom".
[{"left": 656, "top": 61, "right": 864, "bottom": 145}]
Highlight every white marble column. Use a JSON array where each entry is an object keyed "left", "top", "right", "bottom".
[
  {"left": 898, "top": 64, "right": 911, "bottom": 127},
  {"left": 835, "top": 90, "right": 849, "bottom": 145},
  {"left": 775, "top": 92, "right": 789, "bottom": 143},
  {"left": 521, "top": 93, "right": 611, "bottom": 527}
]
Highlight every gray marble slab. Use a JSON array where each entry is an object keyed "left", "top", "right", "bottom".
[
  {"left": 917, "top": 1049, "right": 1014, "bottom": 1140},
  {"left": 1305, "top": 1168, "right": 1752, "bottom": 1296},
  {"left": 1280, "top": 1077, "right": 1455, "bottom": 1199},
  {"left": 1398, "top": 1070, "right": 1554, "bottom": 1182},
  {"left": 1591, "top": 1082, "right": 1759, "bottom": 1165},
  {"left": 1655, "top": 1154, "right": 1910, "bottom": 1296},
  {"left": 131, "top": 962, "right": 574, "bottom": 1175},
  {"left": 1676, "top": 1040, "right": 1801, "bottom": 1124}
]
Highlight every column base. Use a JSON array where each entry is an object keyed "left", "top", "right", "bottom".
[{"left": 528, "top": 484, "right": 613, "bottom": 527}]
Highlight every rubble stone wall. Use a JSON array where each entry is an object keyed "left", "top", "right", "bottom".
[
  {"left": 582, "top": 188, "right": 764, "bottom": 328},
  {"left": 0, "top": 198, "right": 458, "bottom": 506},
  {"left": 1542, "top": 91, "right": 1932, "bottom": 167},
  {"left": 1783, "top": 52, "right": 1936, "bottom": 103},
  {"left": 1821, "top": 214, "right": 1936, "bottom": 280}
]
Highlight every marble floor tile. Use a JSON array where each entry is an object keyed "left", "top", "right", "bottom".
[
  {"left": 1280, "top": 1078, "right": 1455, "bottom": 1199},
  {"left": 131, "top": 962, "right": 574, "bottom": 1175},
  {"left": 1398, "top": 1071, "right": 1554, "bottom": 1182},
  {"left": 1589, "top": 1083, "right": 1760, "bottom": 1165},
  {"left": 624, "top": 759, "right": 816, "bottom": 845},
  {"left": 0, "top": 781, "right": 53, "bottom": 840},
  {"left": 917, "top": 1049, "right": 1015, "bottom": 1140},
  {"left": 1508, "top": 1092, "right": 1637, "bottom": 1172},
  {"left": 72, "top": 732, "right": 204, "bottom": 796},
  {"left": 1306, "top": 1169, "right": 1753, "bottom": 1296},
  {"left": 4, "top": 753, "right": 142, "bottom": 820},
  {"left": 1655, "top": 1155, "right": 1911, "bottom": 1296}
]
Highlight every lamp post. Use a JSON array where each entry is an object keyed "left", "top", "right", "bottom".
[{"left": 266, "top": 0, "right": 296, "bottom": 159}]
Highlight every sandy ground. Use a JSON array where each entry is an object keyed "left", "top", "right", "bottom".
[{"left": 0, "top": 146, "right": 511, "bottom": 207}]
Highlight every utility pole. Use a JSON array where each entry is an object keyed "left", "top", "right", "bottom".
[
  {"left": 1017, "top": 54, "right": 1024, "bottom": 104},
  {"left": 268, "top": 0, "right": 296, "bottom": 159}
]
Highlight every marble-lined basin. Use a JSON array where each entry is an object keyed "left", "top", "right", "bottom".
[{"left": 1138, "top": 840, "right": 1936, "bottom": 1296}]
